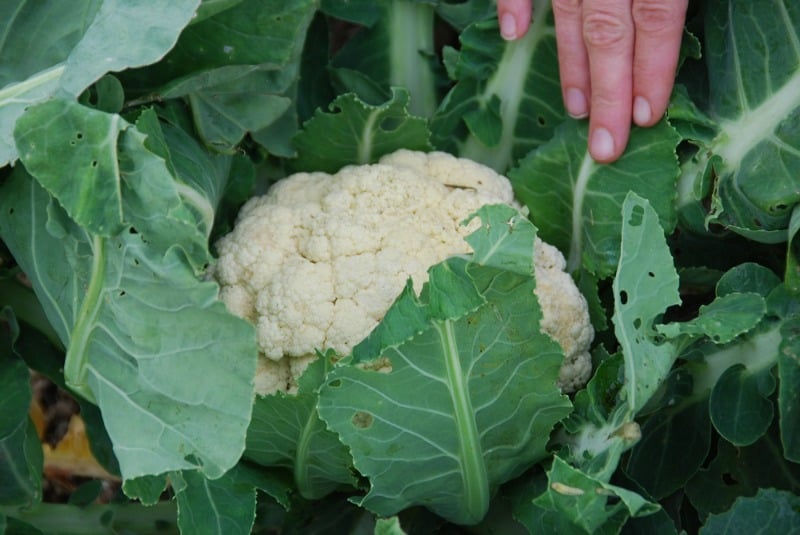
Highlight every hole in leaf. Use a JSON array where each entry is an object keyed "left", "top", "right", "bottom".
[
  {"left": 633, "top": 318, "right": 641, "bottom": 329},
  {"left": 648, "top": 271, "right": 655, "bottom": 278},
  {"left": 628, "top": 205, "right": 645, "bottom": 227},
  {"left": 91, "top": 160, "right": 98, "bottom": 168},
  {"left": 351, "top": 411, "right": 373, "bottom": 429},
  {"left": 328, "top": 379, "right": 342, "bottom": 388},
  {"left": 76, "top": 132, "right": 83, "bottom": 140},
  {"left": 620, "top": 290, "right": 628, "bottom": 305},
  {"left": 771, "top": 203, "right": 788, "bottom": 213},
  {"left": 537, "top": 116, "right": 546, "bottom": 126},
  {"left": 722, "top": 473, "right": 738, "bottom": 486}
]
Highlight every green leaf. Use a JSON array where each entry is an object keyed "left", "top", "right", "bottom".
[
  {"left": 122, "top": 475, "right": 169, "bottom": 507},
  {"left": 0, "top": 0, "right": 200, "bottom": 166},
  {"left": 173, "top": 469, "right": 257, "bottom": 535},
  {"left": 374, "top": 516, "right": 407, "bottom": 535},
  {"left": 431, "top": 1, "right": 565, "bottom": 172},
  {"left": 510, "top": 120, "right": 681, "bottom": 277},
  {"left": 710, "top": 366, "right": 776, "bottom": 446},
  {"left": 14, "top": 100, "right": 128, "bottom": 236},
  {"left": 0, "top": 309, "right": 43, "bottom": 508},
  {"left": 1, "top": 502, "right": 178, "bottom": 534},
  {"left": 245, "top": 355, "right": 356, "bottom": 500},
  {"left": 657, "top": 293, "right": 766, "bottom": 345},
  {"left": 779, "top": 318, "right": 800, "bottom": 461},
  {"left": 226, "top": 461, "right": 293, "bottom": 510},
  {"left": 292, "top": 89, "right": 431, "bottom": 173},
  {"left": 317, "top": 207, "right": 571, "bottom": 524},
  {"left": 681, "top": 0, "right": 800, "bottom": 239},
  {"left": 671, "top": 319, "right": 784, "bottom": 450},
  {"left": 526, "top": 457, "right": 659, "bottom": 534},
  {"left": 0, "top": 155, "right": 256, "bottom": 481},
  {"left": 625, "top": 398, "right": 711, "bottom": 500},
  {"left": 462, "top": 204, "right": 537, "bottom": 274},
  {"left": 686, "top": 428, "right": 800, "bottom": 518},
  {"left": 612, "top": 193, "right": 681, "bottom": 415},
  {"left": 700, "top": 489, "right": 800, "bottom": 534},
  {"left": 716, "top": 263, "right": 782, "bottom": 298},
  {"left": 14, "top": 101, "right": 220, "bottom": 266},
  {"left": 569, "top": 352, "right": 625, "bottom": 428},
  {"left": 330, "top": 0, "right": 439, "bottom": 118},
  {"left": 320, "top": 0, "right": 385, "bottom": 26},
  {"left": 123, "top": 0, "right": 316, "bottom": 153}
]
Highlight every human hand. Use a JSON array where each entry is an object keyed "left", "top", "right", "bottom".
[{"left": 497, "top": 0, "right": 688, "bottom": 163}]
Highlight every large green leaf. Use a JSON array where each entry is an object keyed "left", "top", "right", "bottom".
[
  {"left": 431, "top": 0, "right": 564, "bottom": 173},
  {"left": 317, "top": 206, "right": 572, "bottom": 525},
  {"left": 678, "top": 0, "right": 800, "bottom": 241},
  {"left": 700, "top": 489, "right": 800, "bottom": 533},
  {"left": 291, "top": 89, "right": 431, "bottom": 173},
  {"left": 709, "top": 364, "right": 776, "bottom": 446},
  {"left": 149, "top": 0, "right": 317, "bottom": 152},
  {"left": 0, "top": 0, "right": 199, "bottom": 166},
  {"left": 330, "top": 0, "right": 439, "bottom": 118},
  {"left": 523, "top": 457, "right": 658, "bottom": 534},
  {"left": 173, "top": 469, "right": 257, "bottom": 535},
  {"left": 510, "top": 121, "right": 681, "bottom": 277},
  {"left": 685, "top": 428, "right": 800, "bottom": 518},
  {"left": 245, "top": 355, "right": 356, "bottom": 500},
  {"left": 0, "top": 113, "right": 257, "bottom": 480},
  {"left": 612, "top": 194, "right": 681, "bottom": 414},
  {"left": 625, "top": 396, "right": 712, "bottom": 500}
]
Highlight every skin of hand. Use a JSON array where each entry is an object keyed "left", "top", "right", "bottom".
[{"left": 497, "top": 0, "right": 688, "bottom": 163}]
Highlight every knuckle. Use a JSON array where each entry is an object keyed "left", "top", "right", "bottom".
[
  {"left": 632, "top": 0, "right": 677, "bottom": 34},
  {"left": 582, "top": 10, "right": 631, "bottom": 49},
  {"left": 552, "top": 0, "right": 581, "bottom": 19}
]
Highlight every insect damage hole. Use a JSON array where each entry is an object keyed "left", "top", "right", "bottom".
[
  {"left": 620, "top": 290, "right": 628, "bottom": 305},
  {"left": 627, "top": 204, "right": 645, "bottom": 227},
  {"left": 351, "top": 411, "right": 373, "bottom": 429}
]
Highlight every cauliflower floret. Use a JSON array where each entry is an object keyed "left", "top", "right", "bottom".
[{"left": 215, "top": 149, "right": 593, "bottom": 395}]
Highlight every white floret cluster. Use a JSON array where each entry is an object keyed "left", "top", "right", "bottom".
[{"left": 214, "top": 149, "right": 593, "bottom": 395}]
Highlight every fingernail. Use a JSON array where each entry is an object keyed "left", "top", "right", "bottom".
[
  {"left": 590, "top": 128, "right": 615, "bottom": 161},
  {"left": 633, "top": 96, "right": 652, "bottom": 125},
  {"left": 500, "top": 13, "right": 517, "bottom": 40},
  {"left": 565, "top": 88, "right": 588, "bottom": 119}
]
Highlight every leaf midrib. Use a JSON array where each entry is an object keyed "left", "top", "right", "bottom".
[{"left": 437, "top": 319, "right": 488, "bottom": 523}]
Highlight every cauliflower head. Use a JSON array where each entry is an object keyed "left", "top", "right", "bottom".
[{"left": 214, "top": 149, "right": 593, "bottom": 395}]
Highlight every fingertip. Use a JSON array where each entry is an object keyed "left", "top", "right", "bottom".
[
  {"left": 589, "top": 127, "right": 616, "bottom": 163},
  {"left": 498, "top": 0, "right": 532, "bottom": 40},
  {"left": 565, "top": 88, "right": 589, "bottom": 119},
  {"left": 633, "top": 96, "right": 654, "bottom": 126},
  {"left": 588, "top": 124, "right": 630, "bottom": 164},
  {"left": 500, "top": 12, "right": 519, "bottom": 40}
]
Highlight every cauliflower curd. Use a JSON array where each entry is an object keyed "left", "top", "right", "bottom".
[{"left": 214, "top": 149, "right": 593, "bottom": 395}]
